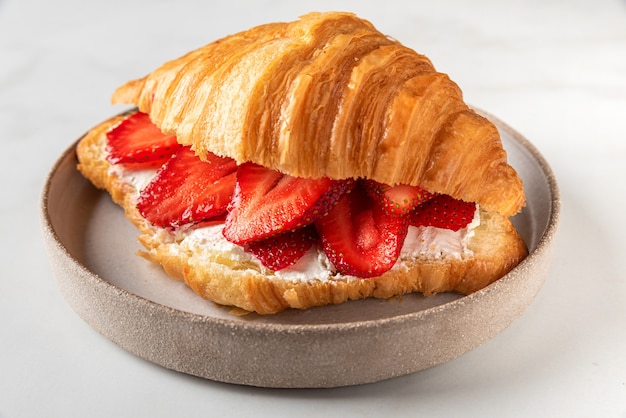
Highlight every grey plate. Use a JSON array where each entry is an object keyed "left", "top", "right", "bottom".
[{"left": 40, "top": 110, "right": 559, "bottom": 388}]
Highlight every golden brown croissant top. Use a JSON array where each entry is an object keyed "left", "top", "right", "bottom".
[{"left": 111, "top": 12, "right": 525, "bottom": 216}]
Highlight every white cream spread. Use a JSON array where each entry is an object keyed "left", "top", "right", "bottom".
[
  {"left": 109, "top": 165, "right": 157, "bottom": 193},
  {"left": 109, "top": 151, "right": 480, "bottom": 283},
  {"left": 398, "top": 208, "right": 480, "bottom": 262}
]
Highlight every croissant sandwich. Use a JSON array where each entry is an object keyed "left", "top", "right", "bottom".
[{"left": 76, "top": 12, "right": 528, "bottom": 315}]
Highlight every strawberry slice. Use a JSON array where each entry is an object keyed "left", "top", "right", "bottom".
[
  {"left": 223, "top": 163, "right": 354, "bottom": 244},
  {"left": 244, "top": 226, "right": 318, "bottom": 271},
  {"left": 190, "top": 213, "right": 229, "bottom": 230},
  {"left": 364, "top": 180, "right": 435, "bottom": 216},
  {"left": 315, "top": 182, "right": 409, "bottom": 278},
  {"left": 106, "top": 112, "right": 182, "bottom": 167},
  {"left": 409, "top": 194, "right": 476, "bottom": 231},
  {"left": 137, "top": 147, "right": 237, "bottom": 228}
]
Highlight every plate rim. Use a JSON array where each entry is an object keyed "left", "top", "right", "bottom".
[{"left": 40, "top": 109, "right": 561, "bottom": 387}]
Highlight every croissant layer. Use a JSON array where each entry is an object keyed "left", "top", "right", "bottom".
[
  {"left": 111, "top": 12, "right": 524, "bottom": 216},
  {"left": 76, "top": 114, "right": 528, "bottom": 314}
]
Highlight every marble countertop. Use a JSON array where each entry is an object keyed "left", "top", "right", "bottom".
[{"left": 1, "top": 0, "right": 625, "bottom": 416}]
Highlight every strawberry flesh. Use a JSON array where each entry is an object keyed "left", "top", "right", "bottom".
[
  {"left": 106, "top": 113, "right": 477, "bottom": 275},
  {"left": 137, "top": 147, "right": 237, "bottom": 228},
  {"left": 364, "top": 180, "right": 435, "bottom": 216},
  {"left": 245, "top": 226, "right": 318, "bottom": 271},
  {"left": 223, "top": 163, "right": 354, "bottom": 244},
  {"left": 106, "top": 112, "right": 182, "bottom": 168},
  {"left": 315, "top": 182, "right": 409, "bottom": 277},
  {"left": 409, "top": 194, "right": 476, "bottom": 231}
]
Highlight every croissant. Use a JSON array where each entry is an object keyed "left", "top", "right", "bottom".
[
  {"left": 76, "top": 12, "right": 528, "bottom": 314},
  {"left": 112, "top": 12, "right": 524, "bottom": 217}
]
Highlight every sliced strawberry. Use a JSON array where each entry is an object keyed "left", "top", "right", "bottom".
[
  {"left": 409, "top": 194, "right": 476, "bottom": 231},
  {"left": 315, "top": 183, "right": 409, "bottom": 278},
  {"left": 364, "top": 180, "right": 435, "bottom": 216},
  {"left": 244, "top": 226, "right": 318, "bottom": 271},
  {"left": 193, "top": 213, "right": 228, "bottom": 229},
  {"left": 223, "top": 163, "right": 354, "bottom": 244},
  {"left": 137, "top": 147, "right": 237, "bottom": 228},
  {"left": 106, "top": 112, "right": 182, "bottom": 167}
]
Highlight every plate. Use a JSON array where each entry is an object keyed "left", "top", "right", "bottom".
[{"left": 40, "top": 110, "right": 559, "bottom": 388}]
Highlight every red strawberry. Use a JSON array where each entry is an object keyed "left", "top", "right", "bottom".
[
  {"left": 193, "top": 213, "right": 228, "bottom": 229},
  {"left": 223, "top": 163, "right": 354, "bottom": 244},
  {"left": 244, "top": 226, "right": 318, "bottom": 271},
  {"left": 106, "top": 112, "right": 182, "bottom": 167},
  {"left": 137, "top": 147, "right": 237, "bottom": 227},
  {"left": 409, "top": 194, "right": 476, "bottom": 231},
  {"left": 315, "top": 183, "right": 409, "bottom": 278},
  {"left": 364, "top": 180, "right": 435, "bottom": 216}
]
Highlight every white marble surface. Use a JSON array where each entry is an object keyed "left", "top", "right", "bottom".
[{"left": 2, "top": 0, "right": 626, "bottom": 416}]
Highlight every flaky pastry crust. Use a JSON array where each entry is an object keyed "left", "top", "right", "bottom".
[{"left": 110, "top": 12, "right": 524, "bottom": 217}]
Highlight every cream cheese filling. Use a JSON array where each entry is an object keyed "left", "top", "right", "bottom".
[{"left": 108, "top": 155, "right": 480, "bottom": 283}]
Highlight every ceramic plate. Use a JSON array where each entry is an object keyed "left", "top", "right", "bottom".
[{"left": 41, "top": 110, "right": 559, "bottom": 388}]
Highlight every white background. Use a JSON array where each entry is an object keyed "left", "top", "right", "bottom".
[{"left": 1, "top": 0, "right": 625, "bottom": 416}]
